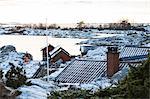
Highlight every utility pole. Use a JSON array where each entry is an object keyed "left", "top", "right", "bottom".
[{"left": 46, "top": 18, "right": 49, "bottom": 82}]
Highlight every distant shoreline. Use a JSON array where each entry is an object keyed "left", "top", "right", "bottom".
[{"left": 1, "top": 23, "right": 150, "bottom": 28}]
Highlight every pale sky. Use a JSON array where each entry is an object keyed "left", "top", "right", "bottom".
[{"left": 0, "top": 0, "right": 149, "bottom": 23}]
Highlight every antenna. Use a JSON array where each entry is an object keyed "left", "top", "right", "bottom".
[{"left": 46, "top": 18, "right": 49, "bottom": 82}]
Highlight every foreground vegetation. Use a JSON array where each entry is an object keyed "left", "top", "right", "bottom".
[
  {"left": 49, "top": 56, "right": 150, "bottom": 99},
  {"left": 0, "top": 63, "right": 29, "bottom": 89}
]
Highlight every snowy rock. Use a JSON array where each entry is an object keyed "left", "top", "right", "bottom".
[
  {"left": 18, "top": 79, "right": 55, "bottom": 99},
  {"left": 145, "top": 43, "right": 150, "bottom": 47},
  {"left": 22, "top": 61, "right": 40, "bottom": 78},
  {"left": 84, "top": 47, "right": 107, "bottom": 60},
  {"left": 0, "top": 45, "right": 39, "bottom": 78},
  {"left": 0, "top": 45, "right": 16, "bottom": 53},
  {"left": 18, "top": 85, "right": 48, "bottom": 99},
  {"left": 144, "top": 25, "right": 150, "bottom": 32},
  {"left": 0, "top": 28, "right": 5, "bottom": 34}
]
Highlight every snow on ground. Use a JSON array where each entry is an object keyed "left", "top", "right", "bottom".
[
  {"left": 28, "top": 79, "right": 55, "bottom": 89},
  {"left": 0, "top": 45, "right": 40, "bottom": 78},
  {"left": 14, "top": 28, "right": 100, "bottom": 39},
  {"left": 145, "top": 43, "right": 150, "bottom": 47},
  {"left": 17, "top": 79, "right": 56, "bottom": 99},
  {"left": 0, "top": 26, "right": 148, "bottom": 39},
  {"left": 144, "top": 41, "right": 150, "bottom": 47},
  {"left": 144, "top": 25, "right": 150, "bottom": 32},
  {"left": 79, "top": 32, "right": 148, "bottom": 46},
  {"left": 78, "top": 28, "right": 149, "bottom": 47},
  {"left": 22, "top": 61, "right": 40, "bottom": 78},
  {"left": 0, "top": 45, "right": 48, "bottom": 99},
  {"left": 18, "top": 85, "right": 48, "bottom": 99},
  {"left": 0, "top": 28, "right": 5, "bottom": 34},
  {"left": 0, "top": 51, "right": 24, "bottom": 75},
  {"left": 84, "top": 47, "right": 107, "bottom": 60},
  {"left": 0, "top": 25, "right": 149, "bottom": 47}
]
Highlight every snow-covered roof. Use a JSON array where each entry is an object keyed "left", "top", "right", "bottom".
[
  {"left": 56, "top": 59, "right": 106, "bottom": 83},
  {"left": 49, "top": 46, "right": 61, "bottom": 56},
  {"left": 55, "top": 59, "right": 139, "bottom": 83},
  {"left": 49, "top": 46, "right": 70, "bottom": 59},
  {"left": 120, "top": 46, "right": 150, "bottom": 61}
]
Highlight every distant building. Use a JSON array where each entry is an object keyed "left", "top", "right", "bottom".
[
  {"left": 23, "top": 53, "right": 33, "bottom": 64},
  {"left": 80, "top": 45, "right": 97, "bottom": 56}
]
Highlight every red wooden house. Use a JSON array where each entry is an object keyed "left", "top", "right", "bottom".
[
  {"left": 41, "top": 45, "right": 71, "bottom": 64},
  {"left": 49, "top": 46, "right": 71, "bottom": 63}
]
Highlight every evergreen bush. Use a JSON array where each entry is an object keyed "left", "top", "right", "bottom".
[{"left": 5, "top": 63, "right": 27, "bottom": 89}]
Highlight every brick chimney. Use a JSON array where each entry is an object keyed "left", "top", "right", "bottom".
[
  {"left": 41, "top": 44, "right": 54, "bottom": 61},
  {"left": 107, "top": 47, "right": 120, "bottom": 77}
]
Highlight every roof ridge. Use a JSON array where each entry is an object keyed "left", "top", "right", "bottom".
[{"left": 75, "top": 58, "right": 106, "bottom": 62}]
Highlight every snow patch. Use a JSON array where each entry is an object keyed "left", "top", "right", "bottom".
[{"left": 85, "top": 47, "right": 107, "bottom": 60}]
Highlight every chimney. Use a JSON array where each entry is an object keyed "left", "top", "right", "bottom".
[
  {"left": 42, "top": 44, "right": 54, "bottom": 61},
  {"left": 107, "top": 47, "right": 120, "bottom": 77}
]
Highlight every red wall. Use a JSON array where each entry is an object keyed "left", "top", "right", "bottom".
[{"left": 50, "top": 51, "right": 71, "bottom": 63}]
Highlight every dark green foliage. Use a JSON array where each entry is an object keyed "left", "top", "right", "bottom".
[
  {"left": 49, "top": 89, "right": 95, "bottom": 99},
  {"left": 109, "top": 56, "right": 150, "bottom": 98},
  {"left": 5, "top": 63, "right": 27, "bottom": 89}
]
